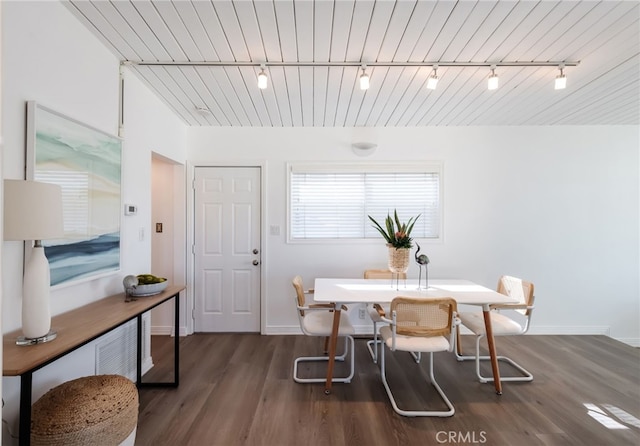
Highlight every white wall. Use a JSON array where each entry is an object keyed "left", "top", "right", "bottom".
[
  {"left": 2, "top": 0, "right": 121, "bottom": 323},
  {"left": 187, "top": 126, "right": 640, "bottom": 346},
  {"left": 0, "top": 2, "right": 4, "bottom": 443},
  {"left": 1, "top": 2, "right": 186, "bottom": 442}
]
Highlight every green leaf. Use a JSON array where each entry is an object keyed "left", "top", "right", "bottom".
[
  {"left": 369, "top": 210, "right": 421, "bottom": 248},
  {"left": 405, "top": 214, "right": 421, "bottom": 236},
  {"left": 385, "top": 214, "right": 395, "bottom": 242},
  {"left": 368, "top": 215, "right": 392, "bottom": 243},
  {"left": 394, "top": 210, "right": 402, "bottom": 233}
]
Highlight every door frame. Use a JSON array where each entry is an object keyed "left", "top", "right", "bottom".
[
  {"left": 186, "top": 161, "right": 267, "bottom": 335},
  {"left": 151, "top": 153, "right": 187, "bottom": 336}
]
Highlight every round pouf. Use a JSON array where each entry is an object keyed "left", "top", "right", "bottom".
[{"left": 31, "top": 374, "right": 139, "bottom": 446}]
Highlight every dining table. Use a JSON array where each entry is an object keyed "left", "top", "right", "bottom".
[{"left": 313, "top": 278, "right": 519, "bottom": 395}]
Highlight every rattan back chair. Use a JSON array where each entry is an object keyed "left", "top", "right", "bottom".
[
  {"left": 378, "top": 297, "right": 459, "bottom": 417},
  {"left": 363, "top": 269, "right": 407, "bottom": 280},
  {"left": 363, "top": 269, "right": 412, "bottom": 364},
  {"left": 292, "top": 276, "right": 355, "bottom": 386}
]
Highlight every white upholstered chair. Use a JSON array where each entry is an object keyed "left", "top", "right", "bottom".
[
  {"left": 455, "top": 275, "right": 535, "bottom": 383},
  {"left": 377, "top": 297, "right": 459, "bottom": 417},
  {"left": 292, "top": 275, "right": 355, "bottom": 385}
]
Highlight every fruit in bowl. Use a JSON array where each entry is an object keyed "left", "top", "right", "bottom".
[
  {"left": 130, "top": 274, "right": 168, "bottom": 296},
  {"left": 136, "top": 274, "right": 167, "bottom": 284}
]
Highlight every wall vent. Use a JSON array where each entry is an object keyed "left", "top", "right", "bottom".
[{"left": 95, "top": 319, "right": 138, "bottom": 381}]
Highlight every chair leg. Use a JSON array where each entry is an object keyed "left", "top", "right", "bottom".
[
  {"left": 380, "top": 347, "right": 454, "bottom": 417},
  {"left": 366, "top": 320, "right": 380, "bottom": 364},
  {"left": 455, "top": 334, "right": 533, "bottom": 383},
  {"left": 294, "top": 336, "right": 355, "bottom": 384}
]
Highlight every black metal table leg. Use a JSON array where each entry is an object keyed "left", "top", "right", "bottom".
[
  {"left": 136, "top": 313, "right": 143, "bottom": 386},
  {"left": 19, "top": 372, "right": 32, "bottom": 446},
  {"left": 138, "top": 291, "right": 179, "bottom": 387},
  {"left": 174, "top": 291, "right": 180, "bottom": 386}
]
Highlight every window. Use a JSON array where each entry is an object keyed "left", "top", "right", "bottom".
[
  {"left": 35, "top": 170, "right": 90, "bottom": 236},
  {"left": 288, "top": 163, "right": 442, "bottom": 242}
]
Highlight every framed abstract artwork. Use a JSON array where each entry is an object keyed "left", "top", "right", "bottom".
[{"left": 26, "top": 101, "right": 122, "bottom": 287}]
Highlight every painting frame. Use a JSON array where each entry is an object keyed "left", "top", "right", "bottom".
[{"left": 26, "top": 101, "right": 123, "bottom": 288}]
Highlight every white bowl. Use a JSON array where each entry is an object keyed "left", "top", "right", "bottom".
[{"left": 130, "top": 281, "right": 168, "bottom": 296}]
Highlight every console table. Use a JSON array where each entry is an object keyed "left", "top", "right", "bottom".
[{"left": 3, "top": 284, "right": 184, "bottom": 446}]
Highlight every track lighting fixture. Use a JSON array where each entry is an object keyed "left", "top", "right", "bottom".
[
  {"left": 359, "top": 65, "right": 370, "bottom": 90},
  {"left": 257, "top": 64, "right": 268, "bottom": 89},
  {"left": 488, "top": 66, "right": 499, "bottom": 90},
  {"left": 555, "top": 64, "right": 567, "bottom": 90},
  {"left": 133, "top": 59, "right": 579, "bottom": 93},
  {"left": 427, "top": 65, "right": 439, "bottom": 90}
]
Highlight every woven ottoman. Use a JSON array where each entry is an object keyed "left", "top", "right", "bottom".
[{"left": 31, "top": 375, "right": 139, "bottom": 446}]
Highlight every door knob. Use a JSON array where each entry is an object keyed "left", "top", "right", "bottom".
[
  {"left": 253, "top": 249, "right": 259, "bottom": 254},
  {"left": 252, "top": 260, "right": 259, "bottom": 266}
]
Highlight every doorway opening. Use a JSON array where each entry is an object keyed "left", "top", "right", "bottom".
[{"left": 151, "top": 153, "right": 186, "bottom": 335}]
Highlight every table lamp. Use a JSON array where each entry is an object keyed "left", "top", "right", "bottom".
[{"left": 4, "top": 179, "right": 64, "bottom": 345}]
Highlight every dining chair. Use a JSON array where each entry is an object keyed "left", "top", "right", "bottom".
[
  {"left": 292, "top": 275, "right": 355, "bottom": 385},
  {"left": 363, "top": 269, "right": 413, "bottom": 364},
  {"left": 455, "top": 275, "right": 535, "bottom": 383},
  {"left": 377, "top": 296, "right": 459, "bottom": 417}
]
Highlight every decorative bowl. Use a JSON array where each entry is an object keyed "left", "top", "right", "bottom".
[{"left": 130, "top": 281, "right": 168, "bottom": 296}]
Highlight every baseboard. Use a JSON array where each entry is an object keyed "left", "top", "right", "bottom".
[
  {"left": 262, "top": 325, "right": 640, "bottom": 348},
  {"left": 611, "top": 337, "right": 640, "bottom": 347},
  {"left": 263, "top": 326, "right": 303, "bottom": 335},
  {"left": 151, "top": 325, "right": 188, "bottom": 336},
  {"left": 141, "top": 356, "right": 154, "bottom": 375},
  {"left": 527, "top": 326, "right": 611, "bottom": 336},
  {"left": 265, "top": 325, "right": 498, "bottom": 336}
]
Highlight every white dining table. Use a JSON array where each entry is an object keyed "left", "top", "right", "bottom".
[{"left": 313, "top": 278, "right": 519, "bottom": 395}]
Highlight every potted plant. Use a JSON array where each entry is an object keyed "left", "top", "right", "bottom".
[{"left": 368, "top": 210, "right": 420, "bottom": 273}]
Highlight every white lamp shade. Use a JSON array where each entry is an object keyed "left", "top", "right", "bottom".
[
  {"left": 488, "top": 74, "right": 499, "bottom": 90},
  {"left": 360, "top": 72, "right": 370, "bottom": 90},
  {"left": 427, "top": 76, "right": 438, "bottom": 90},
  {"left": 4, "top": 179, "right": 64, "bottom": 241},
  {"left": 258, "top": 70, "right": 268, "bottom": 89}
]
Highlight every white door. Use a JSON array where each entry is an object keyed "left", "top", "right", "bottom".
[{"left": 194, "top": 167, "right": 261, "bottom": 332}]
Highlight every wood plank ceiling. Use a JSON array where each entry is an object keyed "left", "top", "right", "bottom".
[{"left": 65, "top": 0, "right": 639, "bottom": 127}]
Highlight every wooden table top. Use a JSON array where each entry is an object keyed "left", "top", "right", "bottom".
[{"left": 3, "top": 285, "right": 184, "bottom": 376}]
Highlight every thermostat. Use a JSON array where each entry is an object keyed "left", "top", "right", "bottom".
[{"left": 124, "top": 204, "right": 137, "bottom": 215}]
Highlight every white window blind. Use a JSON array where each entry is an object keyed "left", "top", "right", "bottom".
[
  {"left": 35, "top": 170, "right": 90, "bottom": 237},
  {"left": 289, "top": 163, "right": 442, "bottom": 241}
]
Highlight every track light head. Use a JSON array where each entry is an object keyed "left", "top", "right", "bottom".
[
  {"left": 360, "top": 65, "right": 370, "bottom": 90},
  {"left": 427, "top": 65, "right": 438, "bottom": 90},
  {"left": 555, "top": 64, "right": 567, "bottom": 90},
  {"left": 257, "top": 64, "right": 268, "bottom": 89},
  {"left": 487, "top": 65, "right": 499, "bottom": 90}
]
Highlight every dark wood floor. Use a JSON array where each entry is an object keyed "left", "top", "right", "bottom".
[{"left": 136, "top": 334, "right": 640, "bottom": 446}]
